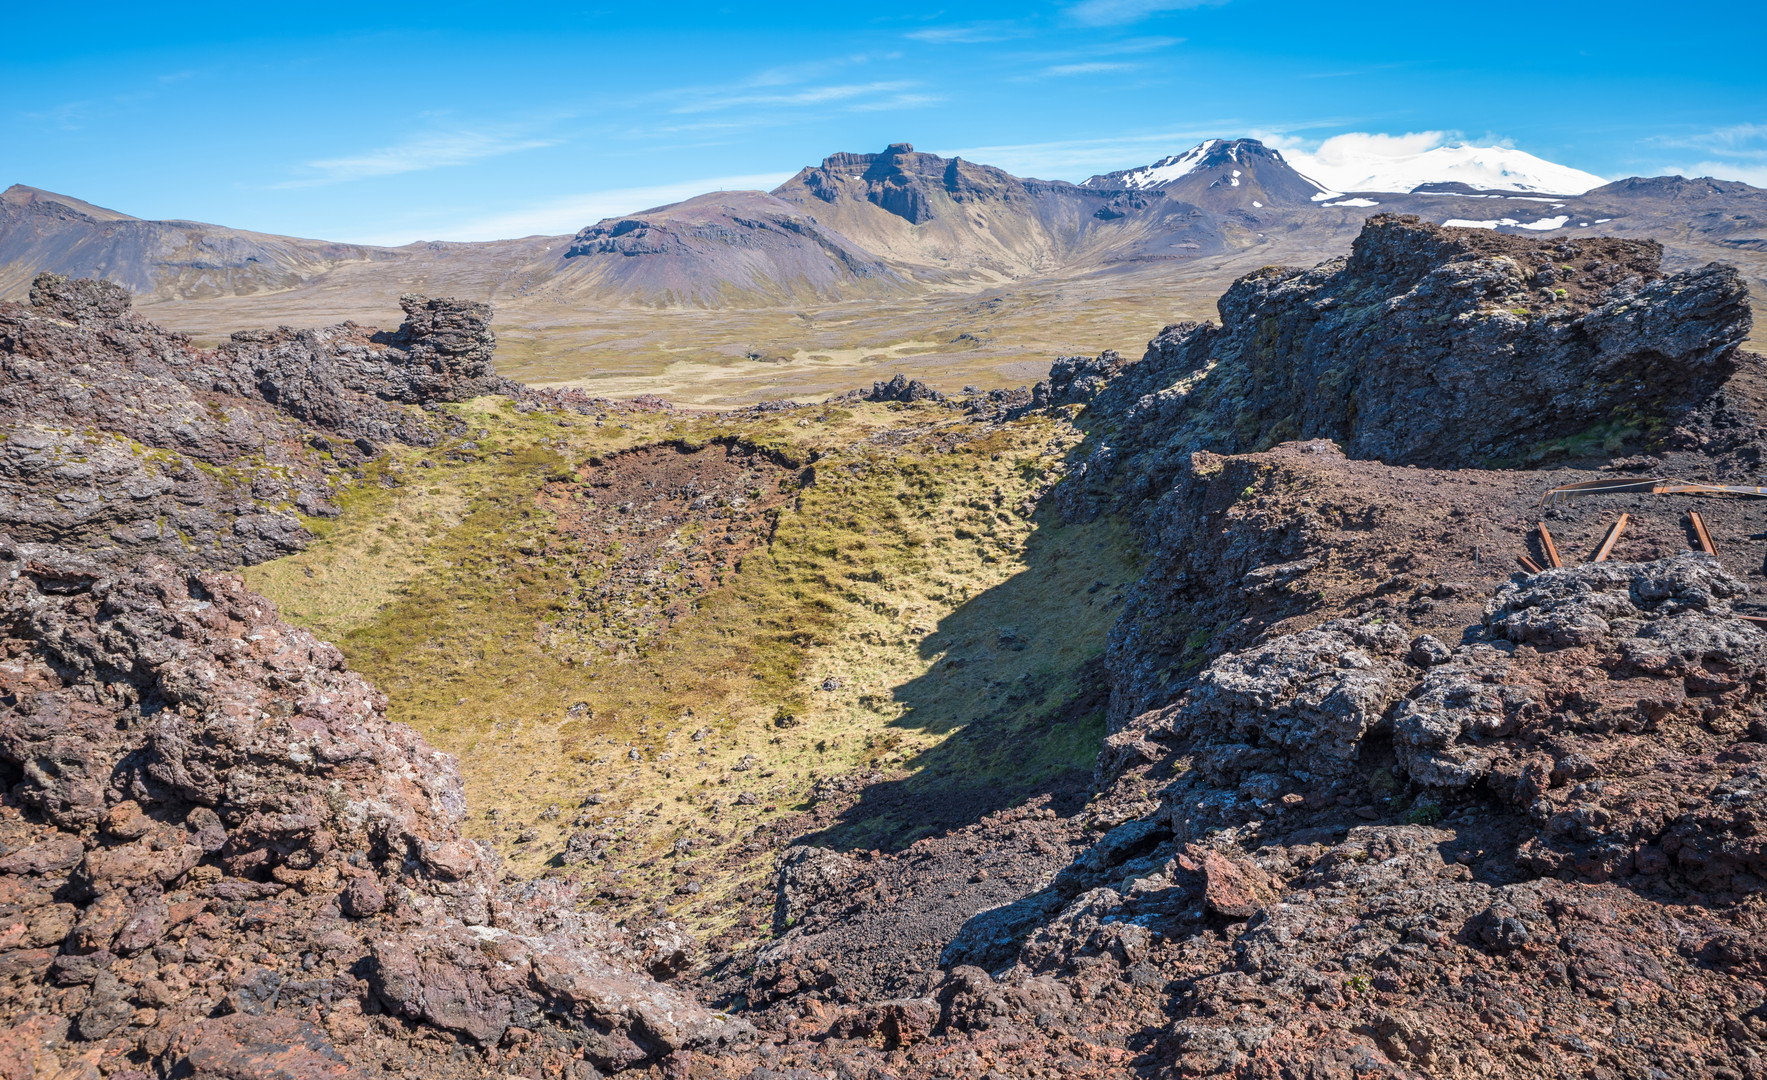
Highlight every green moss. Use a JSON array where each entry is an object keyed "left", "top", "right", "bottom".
[
  {"left": 247, "top": 402, "right": 1140, "bottom": 926},
  {"left": 1514, "top": 416, "right": 1648, "bottom": 465},
  {"left": 1254, "top": 414, "right": 1300, "bottom": 452},
  {"left": 1367, "top": 768, "right": 1403, "bottom": 799},
  {"left": 1403, "top": 801, "right": 1443, "bottom": 825}
]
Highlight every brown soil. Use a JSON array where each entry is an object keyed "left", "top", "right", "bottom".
[{"left": 546, "top": 439, "right": 807, "bottom": 653}]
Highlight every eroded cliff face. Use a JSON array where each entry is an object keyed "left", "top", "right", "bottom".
[
  {"left": 689, "top": 219, "right": 1767, "bottom": 1079},
  {"left": 0, "top": 276, "right": 527, "bottom": 568},
  {"left": 1043, "top": 213, "right": 1754, "bottom": 488},
  {"left": 0, "top": 275, "right": 743, "bottom": 1080},
  {"left": 716, "top": 442, "right": 1767, "bottom": 1079},
  {"left": 0, "top": 550, "right": 748, "bottom": 1080}
]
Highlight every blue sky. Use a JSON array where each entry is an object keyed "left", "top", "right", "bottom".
[{"left": 6, "top": 0, "right": 1764, "bottom": 244}]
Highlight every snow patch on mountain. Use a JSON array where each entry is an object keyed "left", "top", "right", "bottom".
[
  {"left": 1099, "top": 140, "right": 1219, "bottom": 190},
  {"left": 1283, "top": 132, "right": 1607, "bottom": 195},
  {"left": 1442, "top": 214, "right": 1571, "bottom": 231}
]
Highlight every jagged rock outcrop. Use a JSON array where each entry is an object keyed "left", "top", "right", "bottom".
[
  {"left": 863, "top": 374, "right": 944, "bottom": 404},
  {"left": 0, "top": 276, "right": 342, "bottom": 565},
  {"left": 1044, "top": 214, "right": 1755, "bottom": 493},
  {"left": 714, "top": 224, "right": 1767, "bottom": 1077},
  {"left": 0, "top": 549, "right": 749, "bottom": 1079},
  {"left": 909, "top": 555, "right": 1767, "bottom": 1079},
  {"left": 771, "top": 846, "right": 856, "bottom": 931},
  {"left": 1146, "top": 552, "right": 1767, "bottom": 880},
  {"left": 0, "top": 275, "right": 537, "bottom": 568},
  {"left": 211, "top": 293, "right": 513, "bottom": 420},
  {"left": 1181, "top": 616, "right": 1408, "bottom": 781},
  {"left": 0, "top": 278, "right": 745, "bottom": 1080}
]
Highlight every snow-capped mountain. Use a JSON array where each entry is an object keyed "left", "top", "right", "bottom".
[
  {"left": 1083, "top": 140, "right": 1221, "bottom": 190},
  {"left": 1287, "top": 138, "right": 1608, "bottom": 196},
  {"left": 1089, "top": 136, "right": 1608, "bottom": 197},
  {"left": 1081, "top": 139, "right": 1329, "bottom": 209}
]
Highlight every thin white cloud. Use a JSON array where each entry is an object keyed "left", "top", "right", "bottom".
[
  {"left": 906, "top": 22, "right": 1029, "bottom": 43},
  {"left": 1657, "top": 123, "right": 1767, "bottom": 155},
  {"left": 1657, "top": 160, "right": 1767, "bottom": 186},
  {"left": 1042, "top": 62, "right": 1139, "bottom": 76},
  {"left": 1649, "top": 124, "right": 1767, "bottom": 186},
  {"left": 743, "top": 54, "right": 885, "bottom": 87},
  {"left": 1100, "top": 35, "right": 1186, "bottom": 52},
  {"left": 343, "top": 173, "right": 798, "bottom": 245},
  {"left": 277, "top": 129, "right": 561, "bottom": 188},
  {"left": 1066, "top": 0, "right": 1227, "bottom": 27},
  {"left": 849, "top": 93, "right": 944, "bottom": 112},
  {"left": 669, "top": 81, "right": 922, "bottom": 114},
  {"left": 1294, "top": 130, "right": 1449, "bottom": 168},
  {"left": 26, "top": 101, "right": 95, "bottom": 131}
]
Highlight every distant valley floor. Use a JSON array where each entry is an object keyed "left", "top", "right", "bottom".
[{"left": 132, "top": 235, "right": 1767, "bottom": 407}]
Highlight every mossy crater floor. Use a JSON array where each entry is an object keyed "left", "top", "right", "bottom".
[{"left": 243, "top": 396, "right": 1139, "bottom": 943}]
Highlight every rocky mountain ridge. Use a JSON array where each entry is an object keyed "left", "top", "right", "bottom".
[
  {"left": 1083, "top": 138, "right": 1612, "bottom": 199},
  {"left": 7, "top": 141, "right": 1765, "bottom": 316},
  {"left": 1081, "top": 138, "right": 1334, "bottom": 210}
]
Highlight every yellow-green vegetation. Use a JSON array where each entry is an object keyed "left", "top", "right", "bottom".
[{"left": 244, "top": 396, "right": 1140, "bottom": 937}]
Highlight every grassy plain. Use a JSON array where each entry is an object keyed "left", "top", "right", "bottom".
[
  {"left": 139, "top": 235, "right": 1767, "bottom": 409},
  {"left": 142, "top": 254, "right": 1281, "bottom": 406}
]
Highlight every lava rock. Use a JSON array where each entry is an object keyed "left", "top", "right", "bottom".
[{"left": 339, "top": 877, "right": 386, "bottom": 919}]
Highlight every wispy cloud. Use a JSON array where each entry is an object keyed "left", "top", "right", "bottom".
[
  {"left": 905, "top": 22, "right": 1029, "bottom": 44},
  {"left": 1066, "top": 0, "right": 1228, "bottom": 27},
  {"left": 344, "top": 173, "right": 797, "bottom": 245},
  {"left": 24, "top": 101, "right": 93, "bottom": 131},
  {"left": 850, "top": 93, "right": 945, "bottom": 111},
  {"left": 1656, "top": 123, "right": 1767, "bottom": 155},
  {"left": 649, "top": 55, "right": 941, "bottom": 122},
  {"left": 1099, "top": 35, "right": 1186, "bottom": 53},
  {"left": 744, "top": 55, "right": 886, "bottom": 87},
  {"left": 669, "top": 80, "right": 926, "bottom": 114},
  {"left": 1041, "top": 61, "right": 1139, "bottom": 77},
  {"left": 1006, "top": 36, "right": 1181, "bottom": 80},
  {"left": 27, "top": 68, "right": 209, "bottom": 132},
  {"left": 1672, "top": 162, "right": 1767, "bottom": 186},
  {"left": 1644, "top": 124, "right": 1767, "bottom": 186},
  {"left": 276, "top": 128, "right": 561, "bottom": 188}
]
